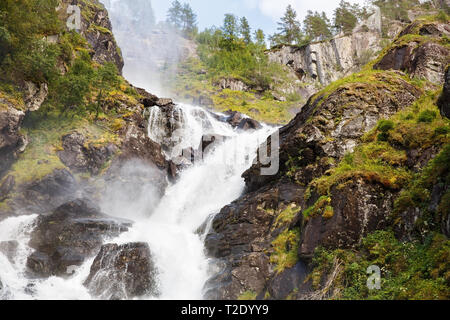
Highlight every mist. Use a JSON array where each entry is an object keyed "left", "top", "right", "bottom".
[{"left": 103, "top": 0, "right": 196, "bottom": 97}]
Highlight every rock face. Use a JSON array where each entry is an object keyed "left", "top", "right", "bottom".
[
  {"left": 24, "top": 82, "right": 48, "bottom": 112},
  {"left": 205, "top": 68, "right": 423, "bottom": 299},
  {"left": 374, "top": 21, "right": 450, "bottom": 85},
  {"left": 59, "top": 132, "right": 117, "bottom": 175},
  {"left": 60, "top": 0, "right": 124, "bottom": 73},
  {"left": 243, "top": 71, "right": 422, "bottom": 193},
  {"left": 27, "top": 199, "right": 131, "bottom": 277},
  {"left": 0, "top": 101, "right": 26, "bottom": 179},
  {"left": 10, "top": 169, "right": 79, "bottom": 216},
  {"left": 299, "top": 179, "right": 395, "bottom": 258},
  {"left": 205, "top": 180, "right": 306, "bottom": 299},
  {"left": 217, "top": 78, "right": 249, "bottom": 92},
  {"left": 0, "top": 240, "right": 19, "bottom": 263},
  {"left": 84, "top": 242, "right": 158, "bottom": 300},
  {"left": 438, "top": 66, "right": 449, "bottom": 118},
  {"left": 268, "top": 9, "right": 383, "bottom": 99}
]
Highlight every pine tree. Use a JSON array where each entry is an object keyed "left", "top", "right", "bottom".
[
  {"left": 240, "top": 17, "right": 252, "bottom": 44},
  {"left": 303, "top": 11, "right": 332, "bottom": 40},
  {"left": 254, "top": 29, "right": 266, "bottom": 47},
  {"left": 222, "top": 14, "right": 238, "bottom": 41},
  {"left": 167, "top": 0, "right": 183, "bottom": 29},
  {"left": 181, "top": 3, "right": 197, "bottom": 36},
  {"left": 276, "top": 5, "right": 302, "bottom": 45},
  {"left": 334, "top": 0, "right": 359, "bottom": 34}
]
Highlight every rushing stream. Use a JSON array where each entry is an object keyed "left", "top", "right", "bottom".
[{"left": 0, "top": 103, "right": 274, "bottom": 300}]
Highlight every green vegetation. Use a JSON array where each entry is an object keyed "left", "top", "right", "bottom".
[
  {"left": 309, "top": 91, "right": 449, "bottom": 197},
  {"left": 310, "top": 230, "right": 450, "bottom": 299},
  {"left": 270, "top": 228, "right": 301, "bottom": 273},
  {"left": 238, "top": 291, "right": 257, "bottom": 300},
  {"left": 274, "top": 203, "right": 301, "bottom": 228},
  {"left": 303, "top": 196, "right": 334, "bottom": 220}
]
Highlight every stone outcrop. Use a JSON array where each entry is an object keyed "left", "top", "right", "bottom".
[
  {"left": 59, "top": 132, "right": 117, "bottom": 175},
  {"left": 268, "top": 9, "right": 383, "bottom": 99},
  {"left": 0, "top": 99, "right": 26, "bottom": 179},
  {"left": 27, "top": 199, "right": 132, "bottom": 277},
  {"left": 205, "top": 68, "right": 423, "bottom": 299},
  {"left": 217, "top": 78, "right": 249, "bottom": 92},
  {"left": 60, "top": 0, "right": 124, "bottom": 73},
  {"left": 374, "top": 21, "right": 450, "bottom": 85},
  {"left": 243, "top": 71, "right": 422, "bottom": 193},
  {"left": 84, "top": 242, "right": 158, "bottom": 300},
  {"left": 438, "top": 66, "right": 449, "bottom": 118},
  {"left": 24, "top": 82, "right": 48, "bottom": 112}
]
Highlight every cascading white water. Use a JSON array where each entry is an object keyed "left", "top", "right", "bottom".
[{"left": 0, "top": 102, "right": 274, "bottom": 300}]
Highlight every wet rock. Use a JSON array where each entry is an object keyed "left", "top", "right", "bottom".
[
  {"left": 438, "top": 66, "right": 449, "bottom": 118},
  {"left": 84, "top": 242, "right": 158, "bottom": 300},
  {"left": 265, "top": 262, "right": 308, "bottom": 300},
  {"left": 205, "top": 181, "right": 305, "bottom": 299},
  {"left": 225, "top": 111, "right": 244, "bottom": 127},
  {"left": 156, "top": 98, "right": 174, "bottom": 107},
  {"left": 0, "top": 176, "right": 15, "bottom": 202},
  {"left": 59, "top": 132, "right": 117, "bottom": 175},
  {"left": 11, "top": 169, "right": 79, "bottom": 215},
  {"left": 237, "top": 118, "right": 262, "bottom": 131},
  {"left": 299, "top": 179, "right": 394, "bottom": 259},
  {"left": 199, "top": 134, "right": 228, "bottom": 157},
  {"left": 27, "top": 199, "right": 132, "bottom": 278},
  {"left": 0, "top": 240, "right": 19, "bottom": 263}
]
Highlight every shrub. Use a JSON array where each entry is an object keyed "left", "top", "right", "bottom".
[{"left": 418, "top": 110, "right": 437, "bottom": 123}]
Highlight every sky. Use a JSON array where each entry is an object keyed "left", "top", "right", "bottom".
[{"left": 151, "top": 0, "right": 368, "bottom": 36}]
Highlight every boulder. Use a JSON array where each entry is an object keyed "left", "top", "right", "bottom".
[
  {"left": 374, "top": 21, "right": 450, "bottom": 85},
  {"left": 237, "top": 118, "right": 262, "bottom": 131},
  {"left": 10, "top": 169, "right": 79, "bottom": 215},
  {"left": 59, "top": 132, "right": 117, "bottom": 175},
  {"left": 84, "top": 242, "right": 158, "bottom": 300},
  {"left": 27, "top": 199, "right": 132, "bottom": 277},
  {"left": 225, "top": 111, "right": 244, "bottom": 128},
  {"left": 299, "top": 179, "right": 395, "bottom": 258}
]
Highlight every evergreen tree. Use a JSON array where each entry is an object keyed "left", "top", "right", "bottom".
[
  {"left": 303, "top": 11, "right": 332, "bottom": 40},
  {"left": 240, "top": 17, "right": 252, "bottom": 44},
  {"left": 167, "top": 0, "right": 183, "bottom": 29},
  {"left": 254, "top": 29, "right": 266, "bottom": 48},
  {"left": 222, "top": 14, "right": 238, "bottom": 41},
  {"left": 334, "top": 0, "right": 359, "bottom": 34},
  {"left": 275, "top": 5, "right": 302, "bottom": 45},
  {"left": 181, "top": 3, "right": 197, "bottom": 36}
]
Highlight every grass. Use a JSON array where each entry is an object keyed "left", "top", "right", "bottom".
[
  {"left": 237, "top": 291, "right": 257, "bottom": 300},
  {"left": 2, "top": 110, "right": 120, "bottom": 187},
  {"left": 307, "top": 91, "right": 449, "bottom": 198},
  {"left": 270, "top": 228, "right": 301, "bottom": 274},
  {"left": 310, "top": 231, "right": 450, "bottom": 300},
  {"left": 273, "top": 203, "right": 300, "bottom": 228}
]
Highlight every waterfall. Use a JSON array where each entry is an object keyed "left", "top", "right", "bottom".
[{"left": 0, "top": 103, "right": 274, "bottom": 300}]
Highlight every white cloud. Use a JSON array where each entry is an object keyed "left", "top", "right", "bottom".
[{"left": 245, "top": 0, "right": 366, "bottom": 22}]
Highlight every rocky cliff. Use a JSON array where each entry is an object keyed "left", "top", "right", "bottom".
[
  {"left": 267, "top": 7, "right": 383, "bottom": 100},
  {"left": 205, "top": 15, "right": 450, "bottom": 300}
]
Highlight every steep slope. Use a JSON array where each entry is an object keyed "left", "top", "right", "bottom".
[
  {"left": 0, "top": 0, "right": 169, "bottom": 219},
  {"left": 204, "top": 14, "right": 450, "bottom": 300}
]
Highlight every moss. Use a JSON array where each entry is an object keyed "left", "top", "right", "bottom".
[
  {"left": 309, "top": 91, "right": 449, "bottom": 197},
  {"left": 87, "top": 24, "right": 112, "bottom": 35},
  {"left": 238, "top": 291, "right": 257, "bottom": 300},
  {"left": 270, "top": 228, "right": 301, "bottom": 273},
  {"left": 273, "top": 203, "right": 300, "bottom": 228},
  {"left": 310, "top": 231, "right": 450, "bottom": 300}
]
